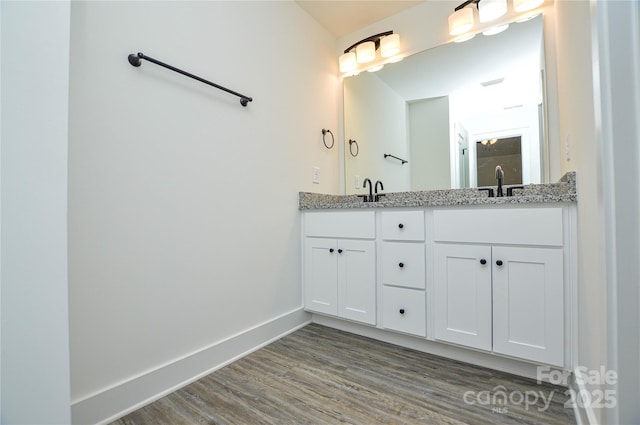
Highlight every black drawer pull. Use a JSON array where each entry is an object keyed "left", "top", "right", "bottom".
[
  {"left": 480, "top": 259, "right": 487, "bottom": 265},
  {"left": 338, "top": 249, "right": 343, "bottom": 254},
  {"left": 399, "top": 309, "right": 405, "bottom": 315},
  {"left": 496, "top": 260, "right": 503, "bottom": 266},
  {"left": 398, "top": 262, "right": 404, "bottom": 268},
  {"left": 398, "top": 223, "right": 404, "bottom": 229},
  {"left": 329, "top": 248, "right": 334, "bottom": 253}
]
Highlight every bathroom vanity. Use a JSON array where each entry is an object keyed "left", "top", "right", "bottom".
[{"left": 299, "top": 173, "right": 577, "bottom": 375}]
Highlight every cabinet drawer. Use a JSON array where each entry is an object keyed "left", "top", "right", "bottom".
[
  {"left": 304, "top": 211, "right": 375, "bottom": 239},
  {"left": 382, "top": 242, "right": 426, "bottom": 289},
  {"left": 382, "top": 286, "right": 426, "bottom": 337},
  {"left": 381, "top": 211, "right": 425, "bottom": 241},
  {"left": 433, "top": 207, "right": 563, "bottom": 246}
]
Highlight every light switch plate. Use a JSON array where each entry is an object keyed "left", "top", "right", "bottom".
[{"left": 312, "top": 166, "right": 320, "bottom": 184}]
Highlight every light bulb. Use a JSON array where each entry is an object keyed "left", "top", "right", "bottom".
[
  {"left": 339, "top": 52, "right": 356, "bottom": 73},
  {"left": 380, "top": 34, "right": 400, "bottom": 58},
  {"left": 448, "top": 7, "right": 474, "bottom": 36},
  {"left": 479, "top": 0, "right": 507, "bottom": 23},
  {"left": 356, "top": 41, "right": 376, "bottom": 63}
]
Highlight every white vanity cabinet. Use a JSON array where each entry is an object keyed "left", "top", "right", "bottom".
[
  {"left": 301, "top": 202, "right": 574, "bottom": 370},
  {"left": 433, "top": 207, "right": 566, "bottom": 367},
  {"left": 303, "top": 211, "right": 376, "bottom": 325},
  {"left": 380, "top": 211, "right": 426, "bottom": 337}
]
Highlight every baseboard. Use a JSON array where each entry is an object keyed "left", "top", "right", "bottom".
[
  {"left": 71, "top": 308, "right": 311, "bottom": 425},
  {"left": 571, "top": 366, "right": 598, "bottom": 425}
]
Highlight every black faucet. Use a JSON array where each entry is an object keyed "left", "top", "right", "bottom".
[
  {"left": 374, "top": 180, "right": 385, "bottom": 202},
  {"left": 362, "top": 178, "right": 373, "bottom": 202},
  {"left": 495, "top": 165, "right": 504, "bottom": 197}
]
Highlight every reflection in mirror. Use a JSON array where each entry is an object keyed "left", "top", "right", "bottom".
[
  {"left": 344, "top": 15, "right": 546, "bottom": 194},
  {"left": 476, "top": 136, "right": 522, "bottom": 186}
]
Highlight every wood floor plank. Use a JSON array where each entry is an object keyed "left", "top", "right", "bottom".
[{"left": 110, "top": 324, "right": 576, "bottom": 425}]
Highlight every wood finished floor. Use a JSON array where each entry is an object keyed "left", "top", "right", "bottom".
[{"left": 111, "top": 324, "right": 575, "bottom": 425}]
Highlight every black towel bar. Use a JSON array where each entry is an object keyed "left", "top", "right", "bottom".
[
  {"left": 384, "top": 153, "right": 408, "bottom": 164},
  {"left": 128, "top": 52, "right": 253, "bottom": 107}
]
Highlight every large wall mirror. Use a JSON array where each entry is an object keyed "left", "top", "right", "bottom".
[{"left": 344, "top": 15, "right": 548, "bottom": 194}]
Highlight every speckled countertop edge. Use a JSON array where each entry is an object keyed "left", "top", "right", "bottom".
[{"left": 299, "top": 172, "right": 576, "bottom": 210}]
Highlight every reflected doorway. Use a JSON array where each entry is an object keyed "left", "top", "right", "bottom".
[{"left": 476, "top": 136, "right": 522, "bottom": 186}]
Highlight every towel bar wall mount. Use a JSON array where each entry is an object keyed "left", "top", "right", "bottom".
[{"left": 128, "top": 52, "right": 253, "bottom": 107}]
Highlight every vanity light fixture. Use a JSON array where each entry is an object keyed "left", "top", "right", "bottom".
[
  {"left": 339, "top": 31, "right": 401, "bottom": 74},
  {"left": 448, "top": 0, "right": 544, "bottom": 41}
]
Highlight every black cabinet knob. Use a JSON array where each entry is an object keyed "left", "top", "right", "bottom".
[
  {"left": 496, "top": 260, "right": 503, "bottom": 266},
  {"left": 480, "top": 259, "right": 487, "bottom": 265},
  {"left": 399, "top": 309, "right": 405, "bottom": 315},
  {"left": 398, "top": 223, "right": 404, "bottom": 229},
  {"left": 338, "top": 249, "right": 343, "bottom": 254},
  {"left": 329, "top": 248, "right": 334, "bottom": 253},
  {"left": 398, "top": 262, "right": 404, "bottom": 268}
]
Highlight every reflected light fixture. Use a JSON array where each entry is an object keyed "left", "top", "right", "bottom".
[
  {"left": 482, "top": 23, "right": 509, "bottom": 35},
  {"left": 339, "top": 31, "right": 400, "bottom": 74},
  {"left": 454, "top": 33, "right": 476, "bottom": 43}
]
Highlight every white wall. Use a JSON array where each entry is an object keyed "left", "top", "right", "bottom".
[
  {"left": 67, "top": 1, "right": 337, "bottom": 423},
  {"left": 344, "top": 72, "right": 409, "bottom": 192},
  {"left": 555, "top": 0, "right": 605, "bottom": 423},
  {"left": 591, "top": 1, "right": 640, "bottom": 423},
  {"left": 0, "top": 1, "right": 72, "bottom": 423}
]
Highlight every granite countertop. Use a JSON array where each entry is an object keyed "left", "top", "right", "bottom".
[{"left": 299, "top": 172, "right": 576, "bottom": 210}]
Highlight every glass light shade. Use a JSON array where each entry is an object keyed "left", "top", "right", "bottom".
[
  {"left": 380, "top": 34, "right": 400, "bottom": 58},
  {"left": 478, "top": 0, "right": 507, "bottom": 23},
  {"left": 482, "top": 23, "right": 509, "bottom": 35},
  {"left": 448, "top": 7, "right": 474, "bottom": 36},
  {"left": 356, "top": 41, "right": 376, "bottom": 63},
  {"left": 339, "top": 52, "right": 356, "bottom": 73},
  {"left": 513, "top": 0, "right": 543, "bottom": 12}
]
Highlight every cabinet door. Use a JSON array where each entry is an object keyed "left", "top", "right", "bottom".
[
  {"left": 434, "top": 244, "right": 492, "bottom": 351},
  {"left": 337, "top": 239, "right": 376, "bottom": 325},
  {"left": 492, "top": 246, "right": 564, "bottom": 366},
  {"left": 304, "top": 238, "right": 338, "bottom": 316}
]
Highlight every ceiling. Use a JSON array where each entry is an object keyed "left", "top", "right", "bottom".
[{"left": 295, "top": 1, "right": 425, "bottom": 39}]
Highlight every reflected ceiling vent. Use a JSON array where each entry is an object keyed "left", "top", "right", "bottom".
[{"left": 481, "top": 77, "right": 505, "bottom": 87}]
